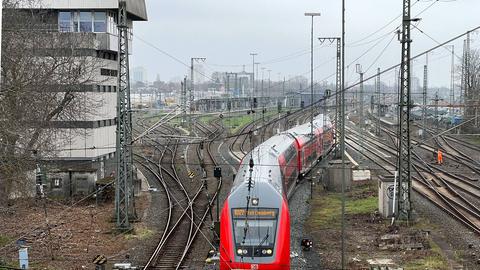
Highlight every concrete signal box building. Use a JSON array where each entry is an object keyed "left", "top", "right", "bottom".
[{"left": 17, "top": 1, "right": 147, "bottom": 197}]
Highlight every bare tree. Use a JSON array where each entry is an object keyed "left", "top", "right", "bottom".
[
  {"left": 461, "top": 48, "right": 480, "bottom": 129},
  {"left": 0, "top": 0, "right": 106, "bottom": 203}
]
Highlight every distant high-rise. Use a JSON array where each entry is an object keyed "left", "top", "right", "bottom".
[{"left": 133, "top": 66, "right": 148, "bottom": 84}]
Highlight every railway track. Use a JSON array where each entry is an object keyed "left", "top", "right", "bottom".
[
  {"left": 133, "top": 107, "right": 324, "bottom": 268},
  {"left": 145, "top": 143, "right": 197, "bottom": 269},
  {"left": 345, "top": 122, "right": 480, "bottom": 234},
  {"left": 132, "top": 115, "right": 202, "bottom": 269},
  {"left": 167, "top": 117, "right": 225, "bottom": 267}
]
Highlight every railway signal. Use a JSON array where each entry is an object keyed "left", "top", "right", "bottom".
[{"left": 214, "top": 167, "right": 222, "bottom": 178}]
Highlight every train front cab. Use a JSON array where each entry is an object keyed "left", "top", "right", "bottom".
[{"left": 220, "top": 196, "right": 290, "bottom": 269}]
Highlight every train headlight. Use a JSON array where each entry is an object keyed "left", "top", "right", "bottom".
[
  {"left": 266, "top": 249, "right": 272, "bottom": 255},
  {"left": 251, "top": 198, "right": 259, "bottom": 206},
  {"left": 237, "top": 249, "right": 243, "bottom": 255},
  {"left": 261, "top": 249, "right": 267, "bottom": 254},
  {"left": 242, "top": 249, "right": 248, "bottom": 255}
]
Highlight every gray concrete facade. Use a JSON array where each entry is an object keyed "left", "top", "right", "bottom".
[{"left": 16, "top": 0, "right": 147, "bottom": 197}]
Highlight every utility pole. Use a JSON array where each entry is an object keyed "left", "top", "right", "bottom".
[
  {"left": 449, "top": 45, "right": 455, "bottom": 116},
  {"left": 261, "top": 67, "right": 265, "bottom": 112},
  {"left": 253, "top": 62, "right": 260, "bottom": 124},
  {"left": 461, "top": 40, "right": 466, "bottom": 117},
  {"left": 305, "top": 12, "right": 321, "bottom": 136},
  {"left": 432, "top": 92, "right": 443, "bottom": 133},
  {"left": 190, "top": 57, "right": 206, "bottom": 117},
  {"left": 250, "top": 53, "right": 257, "bottom": 110},
  {"left": 467, "top": 32, "right": 471, "bottom": 114},
  {"left": 422, "top": 55, "right": 428, "bottom": 139},
  {"left": 356, "top": 64, "right": 364, "bottom": 123},
  {"left": 0, "top": 0, "right": 2, "bottom": 84},
  {"left": 376, "top": 68, "right": 381, "bottom": 136},
  {"left": 340, "top": 0, "right": 346, "bottom": 268},
  {"left": 268, "top": 69, "right": 271, "bottom": 109},
  {"left": 396, "top": 0, "right": 416, "bottom": 222},
  {"left": 255, "top": 62, "right": 260, "bottom": 98},
  {"left": 356, "top": 64, "right": 364, "bottom": 156},
  {"left": 318, "top": 38, "right": 341, "bottom": 154},
  {"left": 181, "top": 77, "right": 187, "bottom": 125},
  {"left": 115, "top": 0, "right": 134, "bottom": 230}
]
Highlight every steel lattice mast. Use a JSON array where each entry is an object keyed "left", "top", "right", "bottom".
[
  {"left": 189, "top": 57, "right": 206, "bottom": 116},
  {"left": 422, "top": 62, "right": 428, "bottom": 139},
  {"left": 397, "top": 0, "right": 413, "bottom": 221},
  {"left": 115, "top": 0, "right": 134, "bottom": 230},
  {"left": 318, "top": 38, "right": 341, "bottom": 156},
  {"left": 376, "top": 68, "right": 381, "bottom": 136},
  {"left": 181, "top": 76, "right": 187, "bottom": 125}
]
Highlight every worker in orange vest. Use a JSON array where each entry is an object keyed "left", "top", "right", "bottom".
[{"left": 437, "top": 149, "right": 443, "bottom": 165}]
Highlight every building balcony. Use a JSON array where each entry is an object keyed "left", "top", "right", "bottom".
[{"left": 47, "top": 31, "right": 132, "bottom": 54}]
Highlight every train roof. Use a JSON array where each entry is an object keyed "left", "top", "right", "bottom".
[
  {"left": 232, "top": 144, "right": 285, "bottom": 195},
  {"left": 259, "top": 133, "right": 296, "bottom": 156},
  {"left": 288, "top": 115, "right": 323, "bottom": 136}
]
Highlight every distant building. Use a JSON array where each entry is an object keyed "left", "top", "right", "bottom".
[
  {"left": 17, "top": 0, "right": 147, "bottom": 197},
  {"left": 286, "top": 91, "right": 324, "bottom": 108},
  {"left": 210, "top": 71, "right": 253, "bottom": 97},
  {"left": 133, "top": 66, "right": 148, "bottom": 84}
]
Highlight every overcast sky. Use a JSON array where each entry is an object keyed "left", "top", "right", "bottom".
[{"left": 131, "top": 0, "right": 479, "bottom": 89}]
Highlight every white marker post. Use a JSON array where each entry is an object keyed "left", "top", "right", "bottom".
[{"left": 16, "top": 239, "right": 29, "bottom": 269}]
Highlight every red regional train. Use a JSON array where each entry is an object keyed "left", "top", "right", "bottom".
[{"left": 220, "top": 114, "right": 334, "bottom": 270}]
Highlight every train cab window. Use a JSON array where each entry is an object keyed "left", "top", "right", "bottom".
[{"left": 231, "top": 208, "right": 278, "bottom": 257}]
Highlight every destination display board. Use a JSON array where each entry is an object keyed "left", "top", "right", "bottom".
[{"left": 232, "top": 208, "right": 278, "bottom": 220}]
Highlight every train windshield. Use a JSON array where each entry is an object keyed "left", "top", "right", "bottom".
[{"left": 231, "top": 208, "right": 278, "bottom": 247}]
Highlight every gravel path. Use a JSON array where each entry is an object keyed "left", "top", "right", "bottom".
[{"left": 289, "top": 165, "right": 327, "bottom": 270}]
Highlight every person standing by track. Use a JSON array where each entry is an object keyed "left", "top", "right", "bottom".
[{"left": 437, "top": 149, "right": 443, "bottom": 165}]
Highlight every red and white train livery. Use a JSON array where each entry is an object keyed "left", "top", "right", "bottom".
[{"left": 220, "top": 114, "right": 334, "bottom": 270}]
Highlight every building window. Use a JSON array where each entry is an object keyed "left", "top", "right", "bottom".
[
  {"left": 94, "top": 12, "right": 107, "bottom": 32},
  {"left": 79, "top": 12, "right": 92, "bottom": 32},
  {"left": 59, "top": 12, "right": 72, "bottom": 32},
  {"left": 100, "top": 68, "right": 118, "bottom": 77},
  {"left": 59, "top": 11, "right": 108, "bottom": 33},
  {"left": 52, "top": 178, "right": 62, "bottom": 188}
]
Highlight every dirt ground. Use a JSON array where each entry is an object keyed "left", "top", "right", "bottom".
[
  {"left": 0, "top": 192, "right": 151, "bottom": 270},
  {"left": 306, "top": 180, "right": 457, "bottom": 270}
]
